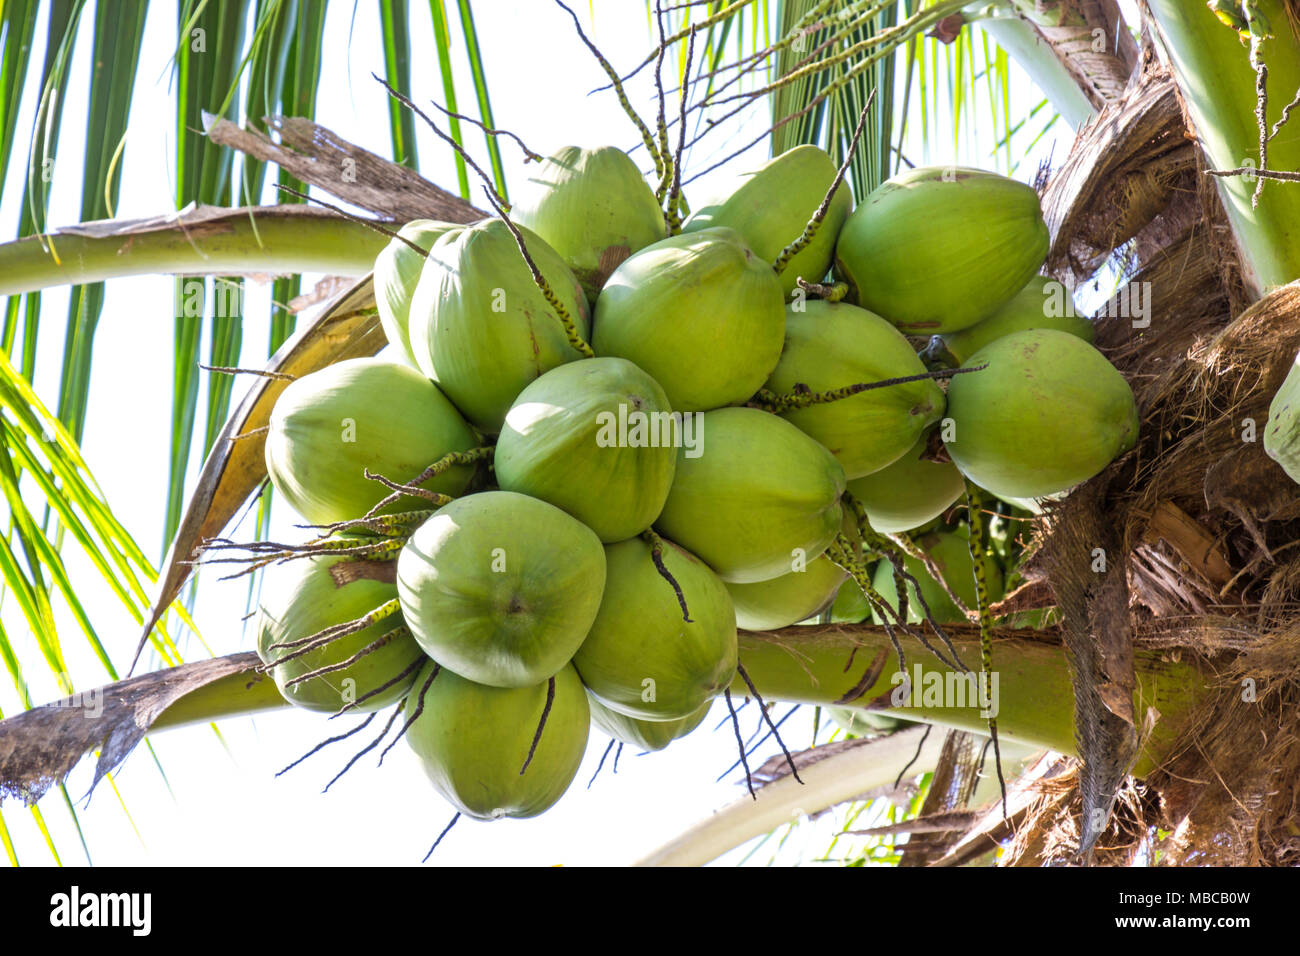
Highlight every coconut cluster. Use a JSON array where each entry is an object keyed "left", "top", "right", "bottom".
[{"left": 252, "top": 144, "right": 1137, "bottom": 826}]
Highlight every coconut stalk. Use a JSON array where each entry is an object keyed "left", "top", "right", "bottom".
[
  {"left": 1145, "top": 0, "right": 1300, "bottom": 296},
  {"left": 0, "top": 205, "right": 389, "bottom": 296},
  {"left": 729, "top": 624, "right": 1206, "bottom": 776}
]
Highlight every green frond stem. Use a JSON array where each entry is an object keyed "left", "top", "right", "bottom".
[
  {"left": 731, "top": 623, "right": 1205, "bottom": 778},
  {"left": 0, "top": 210, "right": 386, "bottom": 297},
  {"left": 1146, "top": 0, "right": 1300, "bottom": 295}
]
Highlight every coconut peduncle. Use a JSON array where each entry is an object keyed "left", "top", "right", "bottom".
[
  {"left": 825, "top": 532, "right": 908, "bottom": 678},
  {"left": 362, "top": 469, "right": 458, "bottom": 507},
  {"left": 323, "top": 702, "right": 405, "bottom": 793},
  {"left": 664, "top": 25, "right": 696, "bottom": 234},
  {"left": 276, "top": 712, "right": 378, "bottom": 778},
  {"left": 332, "top": 656, "right": 426, "bottom": 719},
  {"left": 263, "top": 597, "right": 402, "bottom": 666},
  {"left": 422, "top": 812, "right": 461, "bottom": 863},
  {"left": 754, "top": 364, "right": 985, "bottom": 413},
  {"left": 643, "top": 528, "right": 692, "bottom": 622},
  {"left": 772, "top": 89, "right": 875, "bottom": 276},
  {"left": 520, "top": 676, "right": 557, "bottom": 775},
  {"left": 963, "top": 480, "right": 1007, "bottom": 817},
  {"left": 652, "top": 4, "right": 674, "bottom": 207},
  {"left": 197, "top": 535, "right": 406, "bottom": 581},
  {"left": 306, "top": 510, "right": 435, "bottom": 538},
  {"left": 480, "top": 186, "right": 595, "bottom": 358},
  {"left": 603, "top": 0, "right": 757, "bottom": 93},
  {"left": 281, "top": 627, "right": 415, "bottom": 690},
  {"left": 553, "top": 0, "right": 664, "bottom": 177},
  {"left": 379, "top": 663, "right": 442, "bottom": 766},
  {"left": 359, "top": 446, "right": 494, "bottom": 520},
  {"left": 199, "top": 364, "right": 296, "bottom": 381},
  {"left": 722, "top": 688, "right": 756, "bottom": 800},
  {"left": 844, "top": 493, "right": 967, "bottom": 671},
  {"left": 587, "top": 739, "right": 617, "bottom": 789},
  {"left": 734, "top": 663, "right": 802, "bottom": 784},
  {"left": 372, "top": 74, "right": 509, "bottom": 211},
  {"left": 428, "top": 101, "right": 542, "bottom": 163},
  {"left": 795, "top": 277, "right": 849, "bottom": 302}
]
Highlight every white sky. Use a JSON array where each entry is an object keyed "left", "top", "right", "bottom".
[{"left": 0, "top": 0, "right": 1067, "bottom": 866}]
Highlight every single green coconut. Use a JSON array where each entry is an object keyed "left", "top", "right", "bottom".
[
  {"left": 847, "top": 434, "right": 964, "bottom": 533},
  {"left": 725, "top": 511, "right": 860, "bottom": 630},
  {"left": 494, "top": 357, "right": 677, "bottom": 542},
  {"left": 255, "top": 545, "right": 423, "bottom": 713},
  {"left": 938, "top": 275, "right": 1095, "bottom": 365},
  {"left": 683, "top": 145, "right": 851, "bottom": 297},
  {"left": 513, "top": 145, "right": 667, "bottom": 302},
  {"left": 573, "top": 536, "right": 736, "bottom": 721},
  {"left": 396, "top": 491, "right": 606, "bottom": 688},
  {"left": 726, "top": 554, "right": 846, "bottom": 631},
  {"left": 944, "top": 329, "right": 1138, "bottom": 499},
  {"left": 1265, "top": 350, "right": 1300, "bottom": 486},
  {"left": 870, "top": 530, "right": 1004, "bottom": 625},
  {"left": 407, "top": 218, "right": 591, "bottom": 433},
  {"left": 265, "top": 358, "right": 479, "bottom": 525},
  {"left": 588, "top": 695, "right": 712, "bottom": 752},
  {"left": 654, "top": 407, "right": 847, "bottom": 583},
  {"left": 405, "top": 660, "right": 590, "bottom": 820},
  {"left": 765, "top": 300, "right": 946, "bottom": 479},
  {"left": 835, "top": 166, "right": 1049, "bottom": 334},
  {"left": 374, "top": 220, "right": 464, "bottom": 366},
  {"left": 592, "top": 227, "right": 785, "bottom": 412}
]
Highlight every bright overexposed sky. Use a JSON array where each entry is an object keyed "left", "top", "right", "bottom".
[{"left": 0, "top": 0, "right": 1069, "bottom": 866}]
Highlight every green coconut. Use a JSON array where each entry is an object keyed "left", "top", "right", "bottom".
[
  {"left": 725, "top": 511, "right": 860, "bottom": 630},
  {"left": 573, "top": 536, "right": 736, "bottom": 721},
  {"left": 591, "top": 227, "right": 785, "bottom": 412},
  {"left": 265, "top": 358, "right": 479, "bottom": 525},
  {"left": 407, "top": 218, "right": 591, "bottom": 433},
  {"left": 847, "top": 434, "right": 964, "bottom": 533},
  {"left": 726, "top": 554, "right": 846, "bottom": 631},
  {"left": 826, "top": 562, "right": 876, "bottom": 623},
  {"left": 405, "top": 660, "right": 590, "bottom": 820},
  {"left": 944, "top": 329, "right": 1139, "bottom": 499},
  {"left": 765, "top": 300, "right": 946, "bottom": 479},
  {"left": 835, "top": 166, "right": 1049, "bottom": 334},
  {"left": 655, "top": 407, "right": 847, "bottom": 583},
  {"left": 396, "top": 491, "right": 606, "bottom": 688},
  {"left": 1265, "top": 350, "right": 1300, "bottom": 486},
  {"left": 255, "top": 545, "right": 423, "bottom": 713},
  {"left": 374, "top": 220, "right": 464, "bottom": 366},
  {"left": 938, "top": 275, "right": 1095, "bottom": 365},
  {"left": 683, "top": 145, "right": 851, "bottom": 298},
  {"left": 588, "top": 695, "right": 712, "bottom": 752},
  {"left": 494, "top": 357, "right": 677, "bottom": 542},
  {"left": 513, "top": 145, "right": 667, "bottom": 303},
  {"left": 870, "top": 530, "right": 1004, "bottom": 625}
]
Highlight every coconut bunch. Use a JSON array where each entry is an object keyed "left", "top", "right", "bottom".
[{"left": 246, "top": 143, "right": 1137, "bottom": 832}]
